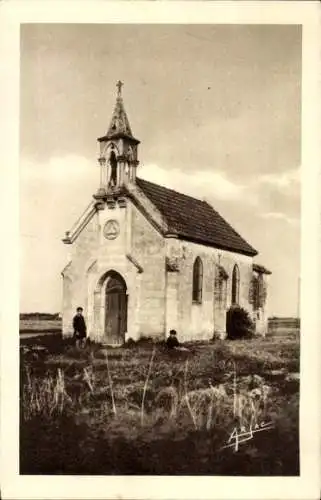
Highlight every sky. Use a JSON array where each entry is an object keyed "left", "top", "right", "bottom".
[{"left": 20, "top": 23, "right": 301, "bottom": 316}]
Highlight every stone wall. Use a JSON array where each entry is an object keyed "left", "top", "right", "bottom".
[
  {"left": 165, "top": 239, "right": 254, "bottom": 341},
  {"left": 251, "top": 271, "right": 270, "bottom": 336},
  {"left": 61, "top": 214, "right": 99, "bottom": 336},
  {"left": 131, "top": 205, "right": 166, "bottom": 338}
]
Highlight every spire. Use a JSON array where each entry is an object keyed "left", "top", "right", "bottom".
[
  {"left": 95, "top": 81, "right": 140, "bottom": 196},
  {"left": 105, "top": 81, "right": 134, "bottom": 139}
]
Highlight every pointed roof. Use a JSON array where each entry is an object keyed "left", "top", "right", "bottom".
[
  {"left": 98, "top": 81, "right": 140, "bottom": 144},
  {"left": 135, "top": 177, "right": 258, "bottom": 257}
]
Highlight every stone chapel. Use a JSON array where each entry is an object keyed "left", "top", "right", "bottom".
[{"left": 61, "top": 82, "right": 271, "bottom": 344}]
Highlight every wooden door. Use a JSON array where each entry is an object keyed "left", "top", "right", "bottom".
[{"left": 105, "top": 274, "right": 127, "bottom": 344}]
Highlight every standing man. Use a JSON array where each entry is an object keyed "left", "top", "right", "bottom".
[{"left": 73, "top": 307, "right": 87, "bottom": 348}]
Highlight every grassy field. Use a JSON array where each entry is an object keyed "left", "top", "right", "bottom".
[
  {"left": 20, "top": 331, "right": 300, "bottom": 476},
  {"left": 19, "top": 317, "right": 300, "bottom": 336},
  {"left": 20, "top": 318, "right": 62, "bottom": 334},
  {"left": 268, "top": 318, "right": 300, "bottom": 337}
]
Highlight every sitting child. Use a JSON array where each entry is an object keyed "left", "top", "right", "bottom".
[
  {"left": 166, "top": 330, "right": 190, "bottom": 352},
  {"left": 166, "top": 329, "right": 180, "bottom": 349}
]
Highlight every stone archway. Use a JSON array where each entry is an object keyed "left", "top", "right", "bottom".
[{"left": 94, "top": 270, "right": 128, "bottom": 345}]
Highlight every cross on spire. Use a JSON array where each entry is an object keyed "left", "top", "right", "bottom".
[
  {"left": 116, "top": 80, "right": 123, "bottom": 97},
  {"left": 99, "top": 80, "right": 140, "bottom": 143}
]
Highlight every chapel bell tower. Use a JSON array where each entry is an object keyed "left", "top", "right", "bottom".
[{"left": 94, "top": 81, "right": 140, "bottom": 200}]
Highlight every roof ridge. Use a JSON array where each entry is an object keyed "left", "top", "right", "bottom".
[{"left": 136, "top": 176, "right": 209, "bottom": 205}]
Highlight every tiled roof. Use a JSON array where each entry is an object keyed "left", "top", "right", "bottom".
[{"left": 136, "top": 177, "right": 258, "bottom": 257}]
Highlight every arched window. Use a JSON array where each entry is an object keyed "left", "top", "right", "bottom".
[
  {"left": 192, "top": 257, "right": 203, "bottom": 303},
  {"left": 231, "top": 264, "right": 240, "bottom": 305},
  {"left": 109, "top": 150, "right": 117, "bottom": 185}
]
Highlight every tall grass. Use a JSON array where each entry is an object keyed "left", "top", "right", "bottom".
[
  {"left": 22, "top": 367, "right": 72, "bottom": 419},
  {"left": 105, "top": 347, "right": 117, "bottom": 416},
  {"left": 141, "top": 345, "right": 156, "bottom": 425},
  {"left": 20, "top": 338, "right": 300, "bottom": 475},
  {"left": 22, "top": 353, "right": 276, "bottom": 435}
]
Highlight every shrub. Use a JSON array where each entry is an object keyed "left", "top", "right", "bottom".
[
  {"left": 226, "top": 306, "right": 255, "bottom": 340},
  {"left": 122, "top": 337, "right": 137, "bottom": 348}
]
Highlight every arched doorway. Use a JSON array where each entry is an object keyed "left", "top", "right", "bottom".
[{"left": 104, "top": 271, "right": 128, "bottom": 344}]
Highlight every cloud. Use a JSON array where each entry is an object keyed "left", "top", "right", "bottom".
[
  {"left": 139, "top": 163, "right": 301, "bottom": 211},
  {"left": 139, "top": 163, "right": 246, "bottom": 202},
  {"left": 260, "top": 211, "right": 299, "bottom": 226},
  {"left": 20, "top": 155, "right": 97, "bottom": 183},
  {"left": 246, "top": 166, "right": 300, "bottom": 220},
  {"left": 257, "top": 167, "right": 300, "bottom": 189}
]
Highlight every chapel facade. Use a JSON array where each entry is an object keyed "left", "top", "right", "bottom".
[{"left": 61, "top": 82, "right": 271, "bottom": 344}]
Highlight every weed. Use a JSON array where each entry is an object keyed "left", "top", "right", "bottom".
[{"left": 20, "top": 335, "right": 300, "bottom": 475}]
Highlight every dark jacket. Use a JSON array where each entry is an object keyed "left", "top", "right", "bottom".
[
  {"left": 73, "top": 314, "right": 87, "bottom": 338},
  {"left": 166, "top": 335, "right": 179, "bottom": 349}
]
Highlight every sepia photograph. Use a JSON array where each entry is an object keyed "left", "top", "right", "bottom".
[
  {"left": 0, "top": 0, "right": 319, "bottom": 498},
  {"left": 18, "top": 21, "right": 304, "bottom": 477}
]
